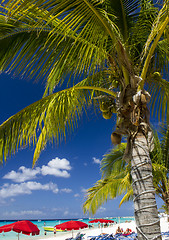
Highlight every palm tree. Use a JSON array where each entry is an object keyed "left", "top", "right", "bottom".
[
  {"left": 83, "top": 143, "right": 133, "bottom": 214},
  {"left": 83, "top": 125, "right": 169, "bottom": 221},
  {"left": 0, "top": 0, "right": 169, "bottom": 239},
  {"left": 151, "top": 125, "right": 169, "bottom": 218},
  {"left": 159, "top": 205, "right": 169, "bottom": 216}
]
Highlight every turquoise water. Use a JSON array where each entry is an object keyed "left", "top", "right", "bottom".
[{"left": 0, "top": 217, "right": 134, "bottom": 240}]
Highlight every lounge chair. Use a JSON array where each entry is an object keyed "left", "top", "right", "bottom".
[
  {"left": 88, "top": 234, "right": 115, "bottom": 240},
  {"left": 66, "top": 232, "right": 86, "bottom": 240},
  {"left": 115, "top": 232, "right": 137, "bottom": 240},
  {"left": 162, "top": 231, "right": 169, "bottom": 239}
]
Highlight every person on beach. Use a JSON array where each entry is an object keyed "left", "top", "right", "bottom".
[
  {"left": 116, "top": 226, "right": 123, "bottom": 234},
  {"left": 124, "top": 228, "right": 132, "bottom": 234}
]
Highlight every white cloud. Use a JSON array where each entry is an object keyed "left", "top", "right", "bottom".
[
  {"left": 74, "top": 193, "right": 80, "bottom": 198},
  {"left": 3, "top": 166, "right": 40, "bottom": 183},
  {"left": 93, "top": 157, "right": 101, "bottom": 164},
  {"left": 0, "top": 181, "right": 59, "bottom": 199},
  {"left": 81, "top": 187, "right": 88, "bottom": 193},
  {"left": 52, "top": 208, "right": 61, "bottom": 212},
  {"left": 3, "top": 210, "right": 43, "bottom": 217},
  {"left": 62, "top": 210, "right": 79, "bottom": 217},
  {"left": 60, "top": 188, "right": 72, "bottom": 193},
  {"left": 98, "top": 206, "right": 106, "bottom": 212},
  {"left": 63, "top": 210, "right": 69, "bottom": 216},
  {"left": 3, "top": 157, "right": 72, "bottom": 182},
  {"left": 41, "top": 157, "right": 72, "bottom": 178},
  {"left": 49, "top": 158, "right": 71, "bottom": 170}
]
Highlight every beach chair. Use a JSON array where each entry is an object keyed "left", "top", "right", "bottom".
[
  {"left": 100, "top": 234, "right": 115, "bottom": 240},
  {"left": 74, "top": 233, "right": 86, "bottom": 240},
  {"left": 115, "top": 232, "right": 137, "bottom": 240},
  {"left": 88, "top": 234, "right": 109, "bottom": 240},
  {"left": 162, "top": 231, "right": 169, "bottom": 240},
  {"left": 65, "top": 232, "right": 85, "bottom": 240}
]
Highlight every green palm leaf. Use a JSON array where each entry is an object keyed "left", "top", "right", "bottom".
[
  {"left": 0, "top": 77, "right": 116, "bottom": 165},
  {"left": 119, "top": 188, "right": 133, "bottom": 207},
  {"left": 84, "top": 125, "right": 169, "bottom": 215},
  {"left": 141, "top": 0, "right": 169, "bottom": 82},
  {"left": 83, "top": 145, "right": 133, "bottom": 215},
  {"left": 0, "top": 12, "right": 109, "bottom": 90},
  {"left": 101, "top": 143, "right": 126, "bottom": 177},
  {"left": 83, "top": 169, "right": 130, "bottom": 215},
  {"left": 148, "top": 74, "right": 169, "bottom": 122}
]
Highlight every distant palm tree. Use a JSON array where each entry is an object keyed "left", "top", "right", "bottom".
[
  {"left": 83, "top": 143, "right": 132, "bottom": 214},
  {"left": 0, "top": 1, "right": 169, "bottom": 239},
  {"left": 151, "top": 125, "right": 169, "bottom": 217},
  {"left": 159, "top": 204, "right": 169, "bottom": 215},
  {"left": 84, "top": 125, "right": 169, "bottom": 219}
]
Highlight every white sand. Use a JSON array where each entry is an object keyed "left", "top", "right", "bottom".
[
  {"left": 35, "top": 222, "right": 135, "bottom": 240},
  {"left": 35, "top": 217, "right": 169, "bottom": 240}
]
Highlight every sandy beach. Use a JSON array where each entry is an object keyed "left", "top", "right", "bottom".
[{"left": 35, "top": 216, "right": 169, "bottom": 240}]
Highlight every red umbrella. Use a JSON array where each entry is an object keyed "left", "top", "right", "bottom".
[
  {"left": 89, "top": 219, "right": 114, "bottom": 223},
  {"left": 55, "top": 220, "right": 88, "bottom": 237},
  {"left": 0, "top": 220, "right": 40, "bottom": 240},
  {"left": 89, "top": 219, "right": 114, "bottom": 233}
]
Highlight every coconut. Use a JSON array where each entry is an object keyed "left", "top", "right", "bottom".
[
  {"left": 100, "top": 101, "right": 109, "bottom": 112},
  {"left": 111, "top": 132, "right": 122, "bottom": 145},
  {"left": 102, "top": 111, "right": 112, "bottom": 119},
  {"left": 153, "top": 72, "right": 161, "bottom": 80}
]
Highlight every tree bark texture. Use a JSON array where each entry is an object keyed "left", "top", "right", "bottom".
[{"left": 131, "top": 133, "right": 162, "bottom": 240}]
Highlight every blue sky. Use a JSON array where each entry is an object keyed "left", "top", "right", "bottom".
[{"left": 0, "top": 72, "right": 163, "bottom": 220}]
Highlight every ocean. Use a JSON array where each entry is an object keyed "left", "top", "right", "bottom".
[{"left": 0, "top": 217, "right": 134, "bottom": 240}]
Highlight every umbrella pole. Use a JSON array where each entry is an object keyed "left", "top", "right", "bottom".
[
  {"left": 18, "top": 233, "right": 19, "bottom": 240},
  {"left": 72, "top": 229, "right": 73, "bottom": 238}
]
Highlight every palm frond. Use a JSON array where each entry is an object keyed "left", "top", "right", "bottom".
[
  {"left": 150, "top": 131, "right": 163, "bottom": 165},
  {"left": 0, "top": 12, "right": 110, "bottom": 90},
  {"left": 103, "top": 0, "right": 140, "bottom": 42},
  {"left": 0, "top": 82, "right": 115, "bottom": 165},
  {"left": 141, "top": 0, "right": 169, "bottom": 82},
  {"left": 159, "top": 124, "right": 169, "bottom": 169},
  {"left": 147, "top": 75, "right": 169, "bottom": 123},
  {"left": 101, "top": 143, "right": 126, "bottom": 177},
  {"left": 1, "top": 1, "right": 138, "bottom": 90},
  {"left": 83, "top": 169, "right": 129, "bottom": 215},
  {"left": 159, "top": 204, "right": 169, "bottom": 214},
  {"left": 83, "top": 177, "right": 114, "bottom": 215},
  {"left": 155, "top": 40, "right": 169, "bottom": 73},
  {"left": 84, "top": 124, "right": 169, "bottom": 215},
  {"left": 129, "top": 0, "right": 157, "bottom": 65},
  {"left": 83, "top": 144, "right": 131, "bottom": 215},
  {"left": 152, "top": 162, "right": 167, "bottom": 185},
  {"left": 119, "top": 188, "right": 133, "bottom": 207},
  {"left": 4, "top": 0, "right": 120, "bottom": 40}
]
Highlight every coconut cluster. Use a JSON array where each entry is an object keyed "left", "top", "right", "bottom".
[{"left": 99, "top": 99, "right": 116, "bottom": 120}]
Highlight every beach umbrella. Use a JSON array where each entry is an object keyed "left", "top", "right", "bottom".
[
  {"left": 55, "top": 220, "right": 88, "bottom": 237},
  {"left": 89, "top": 219, "right": 114, "bottom": 224},
  {"left": 0, "top": 220, "right": 40, "bottom": 240},
  {"left": 89, "top": 219, "right": 114, "bottom": 233}
]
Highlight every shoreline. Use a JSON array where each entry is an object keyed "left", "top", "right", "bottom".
[
  {"left": 34, "top": 216, "right": 169, "bottom": 240},
  {"left": 0, "top": 216, "right": 168, "bottom": 240},
  {"left": 34, "top": 222, "right": 136, "bottom": 240}
]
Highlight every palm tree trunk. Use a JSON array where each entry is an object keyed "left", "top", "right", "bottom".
[{"left": 131, "top": 133, "right": 162, "bottom": 240}]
